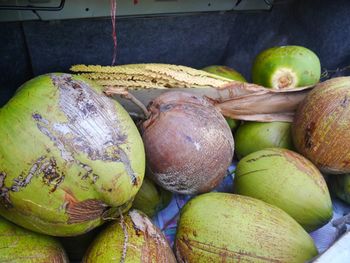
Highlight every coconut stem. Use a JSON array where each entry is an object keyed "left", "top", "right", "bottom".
[
  {"left": 278, "top": 75, "right": 293, "bottom": 89},
  {"left": 104, "top": 86, "right": 151, "bottom": 119},
  {"left": 119, "top": 208, "right": 128, "bottom": 263},
  {"left": 271, "top": 68, "right": 297, "bottom": 89},
  {"left": 332, "top": 213, "right": 350, "bottom": 240}
]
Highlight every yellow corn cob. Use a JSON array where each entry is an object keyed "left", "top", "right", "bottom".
[{"left": 70, "top": 63, "right": 231, "bottom": 90}]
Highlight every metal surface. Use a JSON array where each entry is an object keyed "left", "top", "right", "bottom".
[
  {"left": 0, "top": 0, "right": 273, "bottom": 22},
  {"left": 0, "top": 0, "right": 65, "bottom": 11}
]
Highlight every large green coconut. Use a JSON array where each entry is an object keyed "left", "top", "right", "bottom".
[
  {"left": 0, "top": 73, "right": 145, "bottom": 236},
  {"left": 234, "top": 121, "right": 294, "bottom": 159},
  {"left": 132, "top": 177, "right": 172, "bottom": 218},
  {"left": 0, "top": 217, "right": 68, "bottom": 262},
  {"left": 175, "top": 192, "right": 318, "bottom": 263},
  {"left": 234, "top": 148, "right": 333, "bottom": 232},
  {"left": 252, "top": 45, "right": 321, "bottom": 89},
  {"left": 83, "top": 209, "right": 176, "bottom": 262}
]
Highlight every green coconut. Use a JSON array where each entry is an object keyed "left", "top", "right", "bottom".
[
  {"left": 175, "top": 192, "right": 318, "bottom": 263},
  {"left": 329, "top": 174, "right": 350, "bottom": 204},
  {"left": 0, "top": 73, "right": 145, "bottom": 236},
  {"left": 234, "top": 121, "right": 294, "bottom": 159},
  {"left": 83, "top": 210, "right": 176, "bottom": 262},
  {"left": 202, "top": 65, "right": 247, "bottom": 82},
  {"left": 252, "top": 45, "right": 321, "bottom": 89},
  {"left": 132, "top": 177, "right": 172, "bottom": 218},
  {"left": 202, "top": 65, "right": 245, "bottom": 131},
  {"left": 0, "top": 217, "right": 68, "bottom": 262},
  {"left": 234, "top": 148, "right": 333, "bottom": 232}
]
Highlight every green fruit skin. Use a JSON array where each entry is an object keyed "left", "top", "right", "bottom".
[
  {"left": 330, "top": 174, "right": 350, "bottom": 204},
  {"left": 225, "top": 117, "right": 240, "bottom": 131},
  {"left": 175, "top": 192, "right": 318, "bottom": 263},
  {"left": 132, "top": 177, "right": 172, "bottom": 218},
  {"left": 83, "top": 210, "right": 176, "bottom": 263},
  {"left": 234, "top": 148, "right": 333, "bottom": 232},
  {"left": 202, "top": 65, "right": 247, "bottom": 82},
  {"left": 0, "top": 73, "right": 145, "bottom": 236},
  {"left": 252, "top": 45, "right": 321, "bottom": 88},
  {"left": 0, "top": 217, "right": 68, "bottom": 262},
  {"left": 234, "top": 121, "right": 294, "bottom": 159}
]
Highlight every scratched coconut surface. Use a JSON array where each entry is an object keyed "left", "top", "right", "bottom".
[
  {"left": 0, "top": 73, "right": 145, "bottom": 236},
  {"left": 153, "top": 164, "right": 350, "bottom": 254}
]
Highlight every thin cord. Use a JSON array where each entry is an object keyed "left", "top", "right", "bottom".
[{"left": 110, "top": 0, "right": 117, "bottom": 66}]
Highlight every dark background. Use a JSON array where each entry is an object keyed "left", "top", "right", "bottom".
[{"left": 1, "top": 0, "right": 350, "bottom": 106}]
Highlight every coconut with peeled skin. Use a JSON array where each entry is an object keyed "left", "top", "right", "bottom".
[
  {"left": 83, "top": 209, "right": 176, "bottom": 262},
  {"left": 0, "top": 73, "right": 145, "bottom": 236},
  {"left": 141, "top": 91, "right": 234, "bottom": 194}
]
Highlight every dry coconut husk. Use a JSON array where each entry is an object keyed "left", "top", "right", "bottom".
[
  {"left": 71, "top": 63, "right": 314, "bottom": 122},
  {"left": 208, "top": 81, "right": 313, "bottom": 122}
]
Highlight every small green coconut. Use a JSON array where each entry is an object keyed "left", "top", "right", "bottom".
[
  {"left": 175, "top": 192, "right": 318, "bottom": 263},
  {"left": 234, "top": 148, "right": 333, "bottom": 232},
  {"left": 0, "top": 217, "right": 68, "bottom": 262},
  {"left": 329, "top": 174, "right": 350, "bottom": 204},
  {"left": 234, "top": 121, "right": 294, "bottom": 159},
  {"left": 252, "top": 45, "right": 321, "bottom": 89},
  {"left": 132, "top": 177, "right": 172, "bottom": 218},
  {"left": 83, "top": 210, "right": 176, "bottom": 262}
]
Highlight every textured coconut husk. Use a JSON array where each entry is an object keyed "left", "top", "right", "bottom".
[
  {"left": 105, "top": 81, "right": 313, "bottom": 122},
  {"left": 210, "top": 81, "right": 313, "bottom": 122},
  {"left": 72, "top": 63, "right": 313, "bottom": 122}
]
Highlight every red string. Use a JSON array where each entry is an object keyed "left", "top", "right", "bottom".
[{"left": 110, "top": 0, "right": 117, "bottom": 65}]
